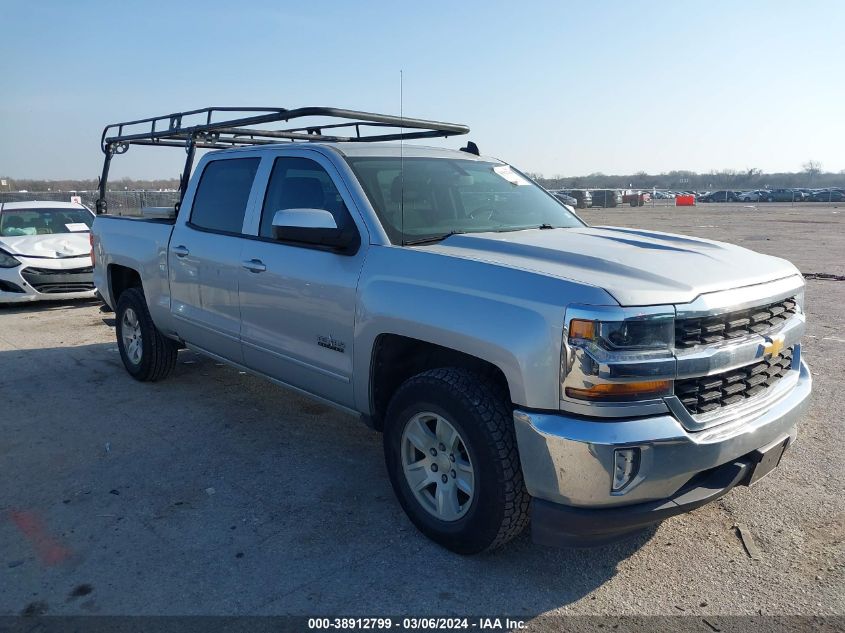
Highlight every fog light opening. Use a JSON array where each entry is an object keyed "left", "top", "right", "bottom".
[{"left": 612, "top": 447, "right": 641, "bottom": 492}]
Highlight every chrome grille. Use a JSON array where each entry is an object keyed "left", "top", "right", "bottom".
[
  {"left": 675, "top": 347, "right": 794, "bottom": 415},
  {"left": 675, "top": 297, "right": 798, "bottom": 348}
]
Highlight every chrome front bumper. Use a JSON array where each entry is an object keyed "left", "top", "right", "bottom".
[{"left": 513, "top": 358, "right": 811, "bottom": 509}]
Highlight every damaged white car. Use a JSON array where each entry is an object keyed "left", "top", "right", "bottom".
[{"left": 0, "top": 201, "right": 96, "bottom": 303}]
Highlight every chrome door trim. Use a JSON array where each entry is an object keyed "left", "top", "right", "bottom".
[{"left": 241, "top": 259, "right": 267, "bottom": 273}]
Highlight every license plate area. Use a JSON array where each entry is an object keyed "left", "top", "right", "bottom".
[{"left": 746, "top": 438, "right": 789, "bottom": 486}]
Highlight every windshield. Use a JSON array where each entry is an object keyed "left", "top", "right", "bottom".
[
  {"left": 0, "top": 208, "right": 94, "bottom": 237},
  {"left": 346, "top": 157, "right": 584, "bottom": 244}
]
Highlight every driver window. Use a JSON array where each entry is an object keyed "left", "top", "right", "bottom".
[{"left": 259, "top": 157, "right": 350, "bottom": 239}]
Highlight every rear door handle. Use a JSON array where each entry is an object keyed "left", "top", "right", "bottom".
[
  {"left": 172, "top": 245, "right": 190, "bottom": 258},
  {"left": 242, "top": 258, "right": 267, "bottom": 273}
]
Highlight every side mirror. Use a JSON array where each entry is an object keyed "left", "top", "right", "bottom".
[{"left": 271, "top": 209, "right": 359, "bottom": 253}]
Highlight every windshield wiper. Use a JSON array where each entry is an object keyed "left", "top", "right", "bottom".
[
  {"left": 402, "top": 230, "right": 465, "bottom": 246},
  {"left": 493, "top": 224, "right": 560, "bottom": 233}
]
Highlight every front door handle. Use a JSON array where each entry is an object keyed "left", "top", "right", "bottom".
[
  {"left": 242, "top": 258, "right": 267, "bottom": 273},
  {"left": 172, "top": 245, "right": 190, "bottom": 258}
]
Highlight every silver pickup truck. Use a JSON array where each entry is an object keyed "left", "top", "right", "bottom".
[{"left": 91, "top": 107, "right": 811, "bottom": 553}]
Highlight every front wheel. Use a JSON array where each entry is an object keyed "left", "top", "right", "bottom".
[
  {"left": 115, "top": 287, "right": 177, "bottom": 381},
  {"left": 383, "top": 368, "right": 530, "bottom": 554}
]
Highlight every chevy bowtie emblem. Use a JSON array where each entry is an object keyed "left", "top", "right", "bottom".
[{"left": 761, "top": 334, "right": 785, "bottom": 358}]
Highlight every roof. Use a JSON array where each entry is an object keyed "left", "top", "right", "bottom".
[
  {"left": 212, "top": 141, "right": 497, "bottom": 162},
  {"left": 0, "top": 201, "right": 89, "bottom": 211},
  {"left": 323, "top": 142, "right": 495, "bottom": 161}
]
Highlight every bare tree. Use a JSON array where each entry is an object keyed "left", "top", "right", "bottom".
[{"left": 803, "top": 160, "right": 822, "bottom": 184}]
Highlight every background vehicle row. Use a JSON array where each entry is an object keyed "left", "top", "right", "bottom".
[{"left": 548, "top": 187, "right": 844, "bottom": 207}]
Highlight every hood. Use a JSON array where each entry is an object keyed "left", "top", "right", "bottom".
[
  {"left": 0, "top": 233, "right": 91, "bottom": 259},
  {"left": 419, "top": 226, "right": 800, "bottom": 306}
]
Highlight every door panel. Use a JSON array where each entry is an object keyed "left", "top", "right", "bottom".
[
  {"left": 168, "top": 156, "right": 261, "bottom": 362},
  {"left": 239, "top": 244, "right": 361, "bottom": 404},
  {"left": 238, "top": 155, "right": 365, "bottom": 408},
  {"left": 169, "top": 226, "right": 245, "bottom": 361}
]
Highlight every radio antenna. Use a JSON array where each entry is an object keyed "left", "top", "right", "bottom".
[{"left": 399, "top": 69, "right": 405, "bottom": 243}]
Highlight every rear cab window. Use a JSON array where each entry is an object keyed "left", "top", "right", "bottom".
[{"left": 189, "top": 158, "right": 260, "bottom": 234}]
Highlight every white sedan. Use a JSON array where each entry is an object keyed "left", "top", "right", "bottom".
[
  {"left": 0, "top": 201, "right": 97, "bottom": 303},
  {"left": 737, "top": 191, "right": 762, "bottom": 202}
]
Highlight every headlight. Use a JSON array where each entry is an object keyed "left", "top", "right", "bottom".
[
  {"left": 569, "top": 317, "right": 674, "bottom": 353},
  {"left": 563, "top": 309, "right": 675, "bottom": 404},
  {"left": 0, "top": 248, "right": 20, "bottom": 268}
]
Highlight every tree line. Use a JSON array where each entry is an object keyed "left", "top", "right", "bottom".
[
  {"left": 531, "top": 163, "right": 844, "bottom": 191},
  {"left": 0, "top": 177, "right": 180, "bottom": 192}
]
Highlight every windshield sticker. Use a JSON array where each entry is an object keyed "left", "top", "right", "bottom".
[
  {"left": 493, "top": 165, "right": 530, "bottom": 186},
  {"left": 65, "top": 223, "right": 90, "bottom": 232}
]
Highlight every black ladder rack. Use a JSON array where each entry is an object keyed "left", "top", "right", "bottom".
[{"left": 96, "top": 106, "right": 469, "bottom": 214}]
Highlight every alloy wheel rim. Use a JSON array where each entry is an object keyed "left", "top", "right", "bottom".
[
  {"left": 121, "top": 307, "right": 143, "bottom": 365},
  {"left": 400, "top": 412, "right": 475, "bottom": 522}
]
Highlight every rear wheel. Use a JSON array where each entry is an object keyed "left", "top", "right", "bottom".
[
  {"left": 115, "top": 287, "right": 177, "bottom": 381},
  {"left": 383, "top": 368, "right": 530, "bottom": 554}
]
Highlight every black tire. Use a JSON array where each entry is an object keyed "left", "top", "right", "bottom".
[
  {"left": 383, "top": 368, "right": 530, "bottom": 554},
  {"left": 115, "top": 286, "right": 177, "bottom": 382}
]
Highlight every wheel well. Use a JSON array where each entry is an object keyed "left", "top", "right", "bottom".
[
  {"left": 369, "top": 334, "right": 510, "bottom": 431},
  {"left": 108, "top": 265, "right": 142, "bottom": 304}
]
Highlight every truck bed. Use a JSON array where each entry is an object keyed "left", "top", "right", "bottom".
[{"left": 91, "top": 214, "right": 175, "bottom": 333}]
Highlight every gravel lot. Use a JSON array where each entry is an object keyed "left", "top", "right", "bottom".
[{"left": 0, "top": 203, "right": 842, "bottom": 622}]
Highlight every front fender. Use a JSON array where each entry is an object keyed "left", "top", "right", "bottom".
[{"left": 353, "top": 246, "right": 616, "bottom": 413}]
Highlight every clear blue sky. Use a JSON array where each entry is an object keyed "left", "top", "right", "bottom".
[{"left": 1, "top": 0, "right": 843, "bottom": 180}]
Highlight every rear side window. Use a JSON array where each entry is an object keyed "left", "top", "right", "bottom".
[
  {"left": 190, "top": 158, "right": 260, "bottom": 234},
  {"left": 259, "top": 157, "right": 350, "bottom": 239}
]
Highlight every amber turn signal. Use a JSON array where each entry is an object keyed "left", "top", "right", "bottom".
[
  {"left": 568, "top": 319, "right": 595, "bottom": 341},
  {"left": 566, "top": 380, "right": 672, "bottom": 402}
]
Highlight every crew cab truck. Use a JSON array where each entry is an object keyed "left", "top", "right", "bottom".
[{"left": 91, "top": 107, "right": 812, "bottom": 553}]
